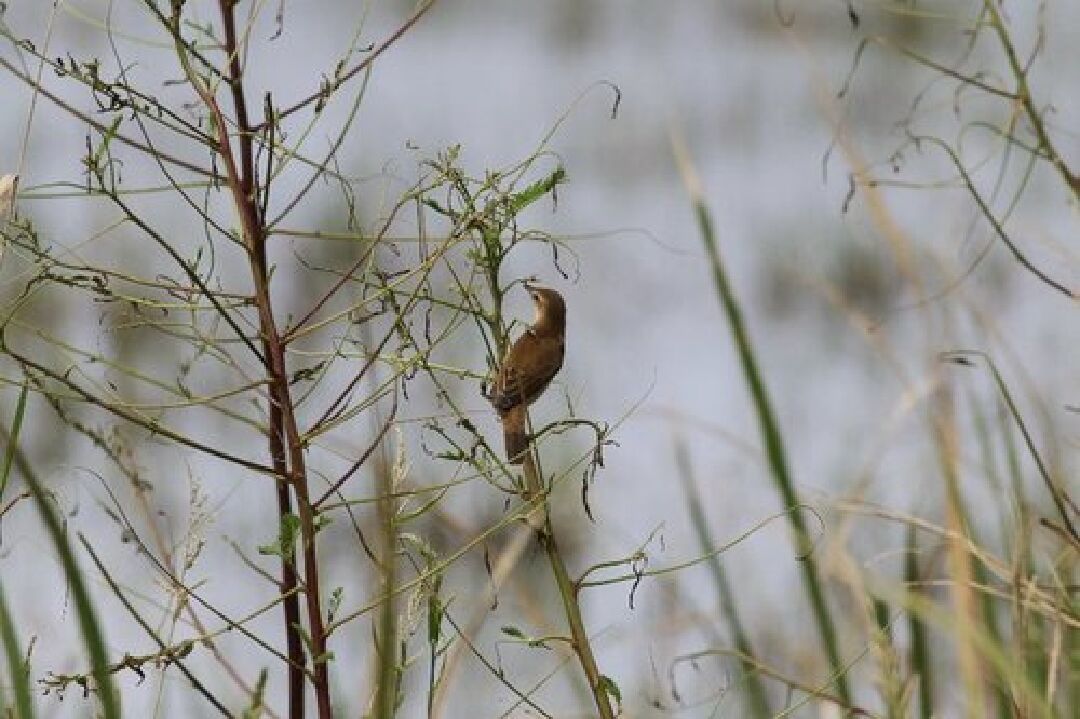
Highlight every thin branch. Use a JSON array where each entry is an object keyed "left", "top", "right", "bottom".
[
  {"left": 253, "top": 0, "right": 439, "bottom": 131},
  {"left": 927, "top": 137, "right": 1075, "bottom": 299}
]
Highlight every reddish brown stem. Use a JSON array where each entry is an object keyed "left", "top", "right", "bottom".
[{"left": 209, "top": 3, "right": 333, "bottom": 717}]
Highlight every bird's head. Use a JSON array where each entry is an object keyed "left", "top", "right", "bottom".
[{"left": 524, "top": 282, "right": 565, "bottom": 334}]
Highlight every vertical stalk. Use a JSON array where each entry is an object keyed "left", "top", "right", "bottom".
[
  {"left": 673, "top": 135, "right": 852, "bottom": 703},
  {"left": 374, "top": 454, "right": 399, "bottom": 718},
  {"left": 906, "top": 525, "right": 934, "bottom": 719},
  {"left": 475, "top": 156, "right": 612, "bottom": 716},
  {"left": 208, "top": 3, "right": 333, "bottom": 716},
  {"left": 523, "top": 453, "right": 615, "bottom": 719},
  {"left": 932, "top": 383, "right": 985, "bottom": 719}
]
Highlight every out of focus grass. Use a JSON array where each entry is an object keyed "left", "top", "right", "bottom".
[
  {"left": 2, "top": 385, "right": 118, "bottom": 718},
  {"left": 671, "top": 133, "right": 1077, "bottom": 717}
]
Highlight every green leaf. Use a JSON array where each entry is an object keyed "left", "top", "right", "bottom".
[
  {"left": 88, "top": 116, "right": 123, "bottom": 173},
  {"left": 241, "top": 668, "right": 268, "bottom": 719},
  {"left": 327, "top": 586, "right": 344, "bottom": 624},
  {"left": 598, "top": 675, "right": 622, "bottom": 711},
  {"left": 508, "top": 166, "right": 567, "bottom": 214},
  {"left": 427, "top": 594, "right": 444, "bottom": 644},
  {"left": 422, "top": 198, "right": 451, "bottom": 217},
  {"left": 500, "top": 625, "right": 526, "bottom": 640},
  {"left": 257, "top": 513, "right": 301, "bottom": 558}
]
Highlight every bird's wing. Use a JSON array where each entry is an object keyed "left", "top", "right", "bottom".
[{"left": 490, "top": 331, "right": 564, "bottom": 412}]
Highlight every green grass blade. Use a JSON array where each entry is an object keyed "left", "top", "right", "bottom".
[
  {"left": 674, "top": 139, "right": 850, "bottom": 703},
  {"left": 893, "top": 559, "right": 1057, "bottom": 719},
  {"left": 1069, "top": 601, "right": 1080, "bottom": 716},
  {"left": 5, "top": 384, "right": 120, "bottom": 718},
  {"left": 0, "top": 375, "right": 28, "bottom": 499},
  {"left": 954, "top": 480, "right": 1011, "bottom": 718},
  {"left": 674, "top": 440, "right": 770, "bottom": 718},
  {"left": 374, "top": 460, "right": 399, "bottom": 719},
  {"left": 0, "top": 583, "right": 36, "bottom": 719},
  {"left": 960, "top": 406, "right": 1012, "bottom": 717},
  {"left": 0, "top": 382, "right": 36, "bottom": 719},
  {"left": 905, "top": 524, "right": 933, "bottom": 719},
  {"left": 945, "top": 351, "right": 1077, "bottom": 542},
  {"left": 871, "top": 598, "right": 890, "bottom": 640}
]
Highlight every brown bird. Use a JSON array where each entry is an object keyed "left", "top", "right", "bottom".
[{"left": 489, "top": 284, "right": 566, "bottom": 464}]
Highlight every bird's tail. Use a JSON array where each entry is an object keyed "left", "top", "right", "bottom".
[{"left": 502, "top": 405, "right": 528, "bottom": 464}]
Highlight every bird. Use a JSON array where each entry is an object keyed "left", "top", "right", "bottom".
[{"left": 489, "top": 284, "right": 566, "bottom": 464}]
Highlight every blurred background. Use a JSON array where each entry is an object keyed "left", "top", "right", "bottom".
[{"left": 1, "top": 1, "right": 1077, "bottom": 717}]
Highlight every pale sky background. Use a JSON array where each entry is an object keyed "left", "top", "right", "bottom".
[{"left": 1, "top": 1, "right": 1078, "bottom": 716}]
